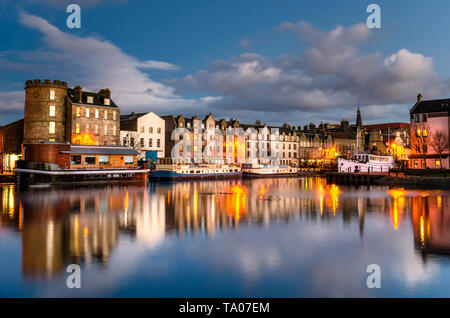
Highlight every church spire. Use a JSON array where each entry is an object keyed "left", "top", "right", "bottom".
[{"left": 356, "top": 106, "right": 362, "bottom": 128}]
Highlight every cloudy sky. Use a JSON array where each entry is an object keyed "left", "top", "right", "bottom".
[{"left": 0, "top": 0, "right": 449, "bottom": 126}]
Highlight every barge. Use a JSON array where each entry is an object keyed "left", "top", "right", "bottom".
[
  {"left": 241, "top": 164, "right": 299, "bottom": 178},
  {"left": 152, "top": 164, "right": 242, "bottom": 180}
]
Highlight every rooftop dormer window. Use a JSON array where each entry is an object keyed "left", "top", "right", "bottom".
[
  {"left": 87, "top": 96, "right": 94, "bottom": 103},
  {"left": 104, "top": 98, "right": 110, "bottom": 106}
]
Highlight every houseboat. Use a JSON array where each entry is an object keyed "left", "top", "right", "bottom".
[
  {"left": 338, "top": 153, "right": 394, "bottom": 173},
  {"left": 241, "top": 164, "right": 299, "bottom": 178},
  {"left": 15, "top": 143, "right": 148, "bottom": 188},
  {"left": 152, "top": 164, "right": 242, "bottom": 180}
]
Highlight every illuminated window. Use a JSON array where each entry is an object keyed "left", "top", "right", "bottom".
[
  {"left": 194, "top": 146, "right": 198, "bottom": 152},
  {"left": 113, "top": 111, "right": 116, "bottom": 120},
  {"left": 49, "top": 105, "right": 55, "bottom": 117},
  {"left": 423, "top": 129, "right": 428, "bottom": 137},
  {"left": 48, "top": 122, "right": 54, "bottom": 133},
  {"left": 112, "top": 125, "right": 116, "bottom": 136},
  {"left": 104, "top": 110, "right": 108, "bottom": 119},
  {"left": 149, "top": 127, "right": 153, "bottom": 133},
  {"left": 95, "top": 109, "right": 99, "bottom": 118},
  {"left": 141, "top": 126, "right": 145, "bottom": 133},
  {"left": 87, "top": 96, "right": 94, "bottom": 103},
  {"left": 75, "top": 123, "right": 80, "bottom": 134},
  {"left": 76, "top": 107, "right": 80, "bottom": 117},
  {"left": 157, "top": 127, "right": 161, "bottom": 134},
  {"left": 50, "top": 90, "right": 55, "bottom": 100},
  {"left": 104, "top": 98, "right": 110, "bottom": 106},
  {"left": 436, "top": 160, "right": 441, "bottom": 166},
  {"left": 86, "top": 108, "right": 90, "bottom": 118},
  {"left": 194, "top": 135, "right": 198, "bottom": 140},
  {"left": 49, "top": 138, "right": 55, "bottom": 142},
  {"left": 416, "top": 129, "right": 421, "bottom": 136},
  {"left": 104, "top": 126, "right": 108, "bottom": 136}
]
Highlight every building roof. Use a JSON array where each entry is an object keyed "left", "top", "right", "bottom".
[
  {"left": 411, "top": 98, "right": 450, "bottom": 114},
  {"left": 67, "top": 89, "right": 118, "bottom": 108},
  {"left": 364, "top": 122, "right": 410, "bottom": 131},
  {"left": 69, "top": 145, "right": 138, "bottom": 155},
  {"left": 120, "top": 112, "right": 149, "bottom": 121}
]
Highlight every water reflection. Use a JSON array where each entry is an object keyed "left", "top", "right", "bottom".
[{"left": 1, "top": 178, "right": 450, "bottom": 282}]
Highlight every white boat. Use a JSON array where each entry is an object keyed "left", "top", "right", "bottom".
[
  {"left": 338, "top": 154, "right": 394, "bottom": 173},
  {"left": 242, "top": 164, "right": 298, "bottom": 177},
  {"left": 152, "top": 164, "right": 242, "bottom": 180}
]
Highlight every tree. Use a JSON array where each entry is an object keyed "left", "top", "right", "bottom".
[
  {"left": 430, "top": 129, "right": 449, "bottom": 168},
  {"left": 411, "top": 125, "right": 430, "bottom": 168},
  {"left": 123, "top": 131, "right": 144, "bottom": 158}
]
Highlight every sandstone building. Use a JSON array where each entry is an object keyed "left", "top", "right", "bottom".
[{"left": 23, "top": 79, "right": 120, "bottom": 146}]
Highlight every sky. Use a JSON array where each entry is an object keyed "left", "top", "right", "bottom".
[{"left": 0, "top": 0, "right": 449, "bottom": 126}]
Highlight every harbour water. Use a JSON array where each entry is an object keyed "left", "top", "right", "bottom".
[{"left": 0, "top": 177, "right": 449, "bottom": 297}]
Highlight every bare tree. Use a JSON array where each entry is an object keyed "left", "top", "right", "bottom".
[
  {"left": 430, "top": 129, "right": 449, "bottom": 167},
  {"left": 411, "top": 125, "right": 430, "bottom": 168},
  {"left": 123, "top": 131, "right": 143, "bottom": 158}
]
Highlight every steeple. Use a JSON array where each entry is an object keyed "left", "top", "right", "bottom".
[{"left": 356, "top": 106, "right": 362, "bottom": 128}]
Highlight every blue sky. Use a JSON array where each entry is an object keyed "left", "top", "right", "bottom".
[{"left": 0, "top": 0, "right": 449, "bottom": 126}]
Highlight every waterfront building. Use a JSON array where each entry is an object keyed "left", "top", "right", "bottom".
[
  {"left": 0, "top": 119, "right": 24, "bottom": 172},
  {"left": 120, "top": 112, "right": 166, "bottom": 160},
  {"left": 23, "top": 79, "right": 120, "bottom": 146},
  {"left": 409, "top": 94, "right": 450, "bottom": 169}
]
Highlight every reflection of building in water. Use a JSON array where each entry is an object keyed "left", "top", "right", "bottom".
[
  {"left": 412, "top": 195, "right": 450, "bottom": 255},
  {"left": 15, "top": 188, "right": 126, "bottom": 278}
]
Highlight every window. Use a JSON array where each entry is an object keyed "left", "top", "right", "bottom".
[
  {"left": 140, "top": 138, "right": 144, "bottom": 147},
  {"left": 414, "top": 114, "right": 420, "bottom": 122},
  {"left": 95, "top": 124, "right": 99, "bottom": 135},
  {"left": 76, "top": 107, "right": 81, "bottom": 117},
  {"left": 113, "top": 111, "right": 116, "bottom": 120},
  {"left": 422, "top": 114, "right": 427, "bottom": 122},
  {"left": 50, "top": 90, "right": 55, "bottom": 100},
  {"left": 157, "top": 127, "right": 161, "bottom": 134},
  {"left": 99, "top": 155, "right": 109, "bottom": 164},
  {"left": 112, "top": 125, "right": 116, "bottom": 136},
  {"left": 104, "top": 98, "right": 110, "bottom": 106},
  {"left": 75, "top": 123, "right": 80, "bottom": 134},
  {"left": 130, "top": 137, "right": 134, "bottom": 146},
  {"left": 49, "top": 105, "right": 55, "bottom": 117},
  {"left": 49, "top": 138, "right": 55, "bottom": 142},
  {"left": 423, "top": 129, "right": 428, "bottom": 137},
  {"left": 194, "top": 145, "right": 198, "bottom": 152},
  {"left": 104, "top": 126, "right": 108, "bottom": 136},
  {"left": 87, "top": 96, "right": 94, "bottom": 103},
  {"left": 149, "top": 127, "right": 153, "bottom": 133},
  {"left": 123, "top": 137, "right": 127, "bottom": 146},
  {"left": 95, "top": 109, "right": 99, "bottom": 118},
  {"left": 104, "top": 110, "right": 108, "bottom": 119},
  {"left": 157, "top": 139, "right": 160, "bottom": 147},
  {"left": 124, "top": 156, "right": 134, "bottom": 164},
  {"left": 436, "top": 160, "right": 441, "bottom": 166},
  {"left": 71, "top": 155, "right": 82, "bottom": 165},
  {"left": 84, "top": 156, "right": 96, "bottom": 165},
  {"left": 149, "top": 138, "right": 153, "bottom": 147},
  {"left": 141, "top": 126, "right": 145, "bottom": 133}
]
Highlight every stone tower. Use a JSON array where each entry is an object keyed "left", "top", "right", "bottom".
[
  {"left": 356, "top": 107, "right": 362, "bottom": 128},
  {"left": 24, "top": 79, "right": 68, "bottom": 144}
]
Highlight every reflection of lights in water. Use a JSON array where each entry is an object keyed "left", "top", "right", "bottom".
[
  {"left": 328, "top": 184, "right": 340, "bottom": 214},
  {"left": 186, "top": 193, "right": 189, "bottom": 199},
  {"left": 259, "top": 185, "right": 266, "bottom": 197},
  {"left": 168, "top": 191, "right": 171, "bottom": 205},
  {"left": 124, "top": 191, "right": 129, "bottom": 227},
  {"left": 387, "top": 189, "right": 406, "bottom": 230},
  {"left": 84, "top": 227, "right": 89, "bottom": 238},
  {"left": 194, "top": 189, "right": 198, "bottom": 218},
  {"left": 211, "top": 196, "right": 215, "bottom": 222},
  {"left": 227, "top": 185, "right": 248, "bottom": 221},
  {"left": 317, "top": 184, "right": 325, "bottom": 216},
  {"left": 437, "top": 196, "right": 442, "bottom": 209},
  {"left": 19, "top": 201, "right": 23, "bottom": 231},
  {"left": 420, "top": 216, "right": 425, "bottom": 247}
]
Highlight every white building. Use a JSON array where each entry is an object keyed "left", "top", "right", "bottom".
[{"left": 120, "top": 112, "right": 165, "bottom": 160}]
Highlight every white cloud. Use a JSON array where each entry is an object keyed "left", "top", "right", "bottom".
[
  {"left": 0, "top": 12, "right": 216, "bottom": 119},
  {"left": 175, "top": 21, "right": 449, "bottom": 125}
]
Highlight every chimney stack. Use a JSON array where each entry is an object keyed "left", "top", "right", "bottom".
[
  {"left": 417, "top": 93, "right": 423, "bottom": 103},
  {"left": 98, "top": 88, "right": 111, "bottom": 99},
  {"left": 73, "top": 85, "right": 82, "bottom": 103}
]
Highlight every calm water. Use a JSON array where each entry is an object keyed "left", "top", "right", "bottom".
[{"left": 0, "top": 177, "right": 450, "bottom": 297}]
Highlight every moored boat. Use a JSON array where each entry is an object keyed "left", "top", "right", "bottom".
[
  {"left": 242, "top": 164, "right": 299, "bottom": 178},
  {"left": 152, "top": 164, "right": 242, "bottom": 180},
  {"left": 338, "top": 153, "right": 394, "bottom": 173}
]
